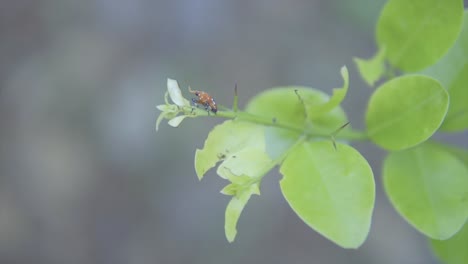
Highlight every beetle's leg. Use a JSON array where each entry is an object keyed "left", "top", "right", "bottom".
[
  {"left": 190, "top": 98, "right": 200, "bottom": 114},
  {"left": 204, "top": 103, "right": 211, "bottom": 115}
]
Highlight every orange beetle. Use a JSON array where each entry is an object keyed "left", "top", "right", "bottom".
[{"left": 188, "top": 86, "right": 218, "bottom": 114}]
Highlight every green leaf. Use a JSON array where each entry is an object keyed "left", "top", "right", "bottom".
[
  {"left": 167, "top": 115, "right": 189, "bottom": 127},
  {"left": 354, "top": 47, "right": 386, "bottom": 86},
  {"left": 438, "top": 65, "right": 468, "bottom": 131},
  {"left": 225, "top": 183, "right": 260, "bottom": 242},
  {"left": 376, "top": 0, "right": 464, "bottom": 71},
  {"left": 194, "top": 120, "right": 265, "bottom": 180},
  {"left": 383, "top": 143, "right": 468, "bottom": 240},
  {"left": 366, "top": 75, "right": 449, "bottom": 150},
  {"left": 216, "top": 148, "right": 272, "bottom": 242},
  {"left": 219, "top": 172, "right": 254, "bottom": 197},
  {"left": 444, "top": 148, "right": 468, "bottom": 168},
  {"left": 280, "top": 141, "right": 375, "bottom": 248},
  {"left": 262, "top": 127, "right": 298, "bottom": 160},
  {"left": 216, "top": 148, "right": 272, "bottom": 180},
  {"left": 422, "top": 10, "right": 468, "bottom": 132},
  {"left": 155, "top": 111, "right": 167, "bottom": 131},
  {"left": 430, "top": 221, "right": 468, "bottom": 264},
  {"left": 220, "top": 183, "right": 238, "bottom": 196},
  {"left": 195, "top": 123, "right": 270, "bottom": 242},
  {"left": 246, "top": 87, "right": 348, "bottom": 159},
  {"left": 430, "top": 142, "right": 468, "bottom": 168},
  {"left": 246, "top": 87, "right": 347, "bottom": 132},
  {"left": 309, "top": 66, "right": 350, "bottom": 119}
]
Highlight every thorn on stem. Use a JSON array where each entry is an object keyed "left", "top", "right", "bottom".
[
  {"left": 338, "top": 121, "right": 350, "bottom": 131},
  {"left": 294, "top": 89, "right": 304, "bottom": 104},
  {"left": 330, "top": 121, "right": 350, "bottom": 151},
  {"left": 233, "top": 82, "right": 239, "bottom": 112}
]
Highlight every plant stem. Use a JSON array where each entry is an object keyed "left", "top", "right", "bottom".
[{"left": 213, "top": 109, "right": 368, "bottom": 141}]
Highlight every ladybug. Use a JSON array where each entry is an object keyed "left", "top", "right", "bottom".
[{"left": 188, "top": 86, "right": 218, "bottom": 114}]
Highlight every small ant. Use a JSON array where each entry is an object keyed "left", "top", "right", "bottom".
[{"left": 188, "top": 87, "right": 218, "bottom": 114}]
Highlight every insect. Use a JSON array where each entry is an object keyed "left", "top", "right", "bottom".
[{"left": 188, "top": 86, "right": 218, "bottom": 114}]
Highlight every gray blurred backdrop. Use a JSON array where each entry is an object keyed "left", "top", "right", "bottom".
[{"left": 1, "top": 1, "right": 467, "bottom": 264}]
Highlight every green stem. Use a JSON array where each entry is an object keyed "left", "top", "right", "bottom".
[
  {"left": 186, "top": 104, "right": 368, "bottom": 141},
  {"left": 215, "top": 110, "right": 367, "bottom": 141}
]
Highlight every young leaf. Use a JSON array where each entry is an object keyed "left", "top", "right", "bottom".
[
  {"left": 220, "top": 183, "right": 238, "bottom": 196},
  {"left": 430, "top": 221, "right": 468, "bottom": 264},
  {"left": 246, "top": 87, "right": 347, "bottom": 130},
  {"left": 155, "top": 111, "right": 168, "bottom": 131},
  {"left": 354, "top": 47, "right": 386, "bottom": 86},
  {"left": 376, "top": 0, "right": 464, "bottom": 71},
  {"left": 194, "top": 120, "right": 265, "bottom": 180},
  {"left": 246, "top": 87, "right": 348, "bottom": 158},
  {"left": 422, "top": 10, "right": 468, "bottom": 132},
  {"left": 366, "top": 75, "right": 449, "bottom": 151},
  {"left": 279, "top": 141, "right": 375, "bottom": 249},
  {"left": 308, "top": 66, "right": 350, "bottom": 119},
  {"left": 216, "top": 148, "right": 272, "bottom": 180},
  {"left": 216, "top": 148, "right": 272, "bottom": 242},
  {"left": 225, "top": 183, "right": 260, "bottom": 242},
  {"left": 167, "top": 115, "right": 189, "bottom": 127},
  {"left": 383, "top": 143, "right": 468, "bottom": 240}
]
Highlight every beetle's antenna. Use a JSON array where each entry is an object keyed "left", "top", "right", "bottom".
[{"left": 188, "top": 86, "right": 196, "bottom": 94}]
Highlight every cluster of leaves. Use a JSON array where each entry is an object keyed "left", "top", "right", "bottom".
[
  {"left": 353, "top": 0, "right": 468, "bottom": 262},
  {"left": 156, "top": 0, "right": 467, "bottom": 263}
]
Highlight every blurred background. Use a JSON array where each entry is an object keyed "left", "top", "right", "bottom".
[{"left": 1, "top": 1, "right": 467, "bottom": 263}]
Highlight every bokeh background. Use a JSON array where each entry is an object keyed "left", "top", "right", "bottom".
[{"left": 1, "top": 1, "right": 467, "bottom": 263}]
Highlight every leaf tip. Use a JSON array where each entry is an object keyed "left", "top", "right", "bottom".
[
  {"left": 340, "top": 65, "right": 349, "bottom": 79},
  {"left": 226, "top": 231, "right": 236, "bottom": 243},
  {"left": 194, "top": 149, "right": 206, "bottom": 180}
]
